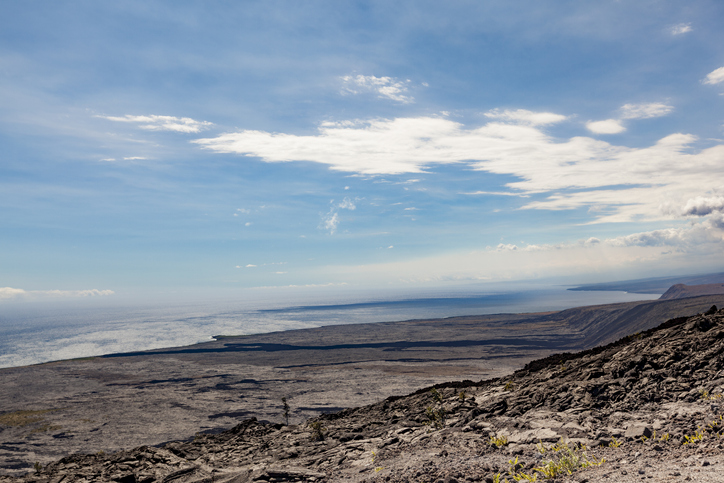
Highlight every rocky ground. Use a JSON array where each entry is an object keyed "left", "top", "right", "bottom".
[{"left": 2, "top": 305, "right": 724, "bottom": 482}]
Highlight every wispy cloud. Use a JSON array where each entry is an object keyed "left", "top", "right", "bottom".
[
  {"left": 620, "top": 102, "right": 674, "bottom": 119},
  {"left": 0, "top": 287, "right": 114, "bottom": 301},
  {"left": 484, "top": 109, "right": 568, "bottom": 126},
  {"left": 321, "top": 197, "right": 358, "bottom": 234},
  {"left": 586, "top": 119, "right": 626, "bottom": 134},
  {"left": 341, "top": 75, "right": 414, "bottom": 103},
  {"left": 98, "top": 114, "right": 213, "bottom": 133},
  {"left": 195, "top": 113, "right": 724, "bottom": 226},
  {"left": 670, "top": 23, "right": 692, "bottom": 35},
  {"left": 464, "top": 190, "right": 530, "bottom": 197},
  {"left": 703, "top": 67, "right": 724, "bottom": 86}
]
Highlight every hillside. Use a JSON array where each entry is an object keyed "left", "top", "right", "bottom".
[
  {"left": 659, "top": 283, "right": 724, "bottom": 300},
  {"left": 569, "top": 272, "right": 724, "bottom": 294},
  {"left": 3, "top": 305, "right": 724, "bottom": 482}
]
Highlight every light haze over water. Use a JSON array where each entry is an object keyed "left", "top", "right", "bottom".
[{"left": 0, "top": 287, "right": 659, "bottom": 369}]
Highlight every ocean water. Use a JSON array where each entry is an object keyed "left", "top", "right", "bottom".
[{"left": 0, "top": 288, "right": 660, "bottom": 369}]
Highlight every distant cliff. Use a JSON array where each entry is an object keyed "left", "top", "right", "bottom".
[{"left": 660, "top": 282, "right": 724, "bottom": 300}]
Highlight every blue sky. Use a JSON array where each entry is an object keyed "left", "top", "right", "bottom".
[{"left": 2, "top": 1, "right": 724, "bottom": 303}]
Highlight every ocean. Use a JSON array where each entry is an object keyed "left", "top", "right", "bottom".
[{"left": 0, "top": 287, "right": 660, "bottom": 369}]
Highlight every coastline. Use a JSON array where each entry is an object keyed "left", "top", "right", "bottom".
[
  {"left": 2, "top": 294, "right": 723, "bottom": 475},
  {"left": 0, "top": 287, "right": 661, "bottom": 369}
]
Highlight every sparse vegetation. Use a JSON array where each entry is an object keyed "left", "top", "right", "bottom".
[
  {"left": 683, "top": 428, "right": 705, "bottom": 445},
  {"left": 308, "top": 421, "right": 326, "bottom": 441},
  {"left": 701, "top": 390, "right": 724, "bottom": 401},
  {"left": 458, "top": 390, "right": 467, "bottom": 401},
  {"left": 528, "top": 441, "right": 604, "bottom": 480},
  {"left": 492, "top": 444, "right": 605, "bottom": 482},
  {"left": 490, "top": 433, "right": 509, "bottom": 448},
  {"left": 608, "top": 437, "right": 622, "bottom": 448},
  {"left": 504, "top": 381, "right": 515, "bottom": 391},
  {"left": 429, "top": 387, "right": 443, "bottom": 403},
  {"left": 424, "top": 388, "right": 446, "bottom": 430},
  {"left": 281, "top": 397, "right": 290, "bottom": 425},
  {"left": 33, "top": 462, "right": 42, "bottom": 475},
  {"left": 425, "top": 406, "right": 446, "bottom": 430},
  {"left": 0, "top": 409, "right": 59, "bottom": 428},
  {"left": 29, "top": 423, "right": 62, "bottom": 434}
]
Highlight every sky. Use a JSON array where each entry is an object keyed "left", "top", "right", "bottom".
[{"left": 2, "top": 1, "right": 724, "bottom": 304}]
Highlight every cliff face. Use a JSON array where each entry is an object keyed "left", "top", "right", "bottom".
[
  {"left": 4, "top": 306, "right": 724, "bottom": 482},
  {"left": 659, "top": 283, "right": 724, "bottom": 300}
]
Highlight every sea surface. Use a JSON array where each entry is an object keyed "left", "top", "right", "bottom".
[{"left": 0, "top": 287, "right": 660, "bottom": 369}]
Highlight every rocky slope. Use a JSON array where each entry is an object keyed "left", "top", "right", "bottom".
[
  {"left": 660, "top": 283, "right": 724, "bottom": 300},
  {"left": 3, "top": 306, "right": 724, "bottom": 482}
]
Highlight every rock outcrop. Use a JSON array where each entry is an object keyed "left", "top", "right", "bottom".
[{"left": 3, "top": 307, "right": 724, "bottom": 482}]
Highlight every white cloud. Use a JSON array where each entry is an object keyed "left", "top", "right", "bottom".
[
  {"left": 586, "top": 119, "right": 626, "bottom": 134},
  {"left": 320, "top": 198, "right": 357, "bottom": 234},
  {"left": 322, "top": 211, "right": 339, "bottom": 234},
  {"left": 341, "top": 75, "right": 414, "bottom": 103},
  {"left": 620, "top": 103, "right": 674, "bottom": 119},
  {"left": 98, "top": 114, "right": 213, "bottom": 133},
  {"left": 338, "top": 197, "right": 356, "bottom": 210},
  {"left": 704, "top": 67, "right": 724, "bottom": 86},
  {"left": 670, "top": 23, "right": 692, "bottom": 35},
  {"left": 246, "top": 264, "right": 257, "bottom": 267},
  {"left": 681, "top": 196, "right": 724, "bottom": 216},
  {"left": 0, "top": 287, "right": 27, "bottom": 299},
  {"left": 484, "top": 109, "right": 568, "bottom": 126},
  {"left": 465, "top": 190, "right": 529, "bottom": 197},
  {"left": 0, "top": 287, "right": 114, "bottom": 301},
  {"left": 321, "top": 217, "right": 724, "bottom": 288},
  {"left": 195, "top": 114, "right": 724, "bottom": 225}
]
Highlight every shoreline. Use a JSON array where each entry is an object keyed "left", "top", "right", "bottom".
[
  {"left": 0, "top": 287, "right": 662, "bottom": 370},
  {"left": 2, "top": 294, "right": 723, "bottom": 475}
]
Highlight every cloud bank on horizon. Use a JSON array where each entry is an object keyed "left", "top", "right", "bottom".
[{"left": 1, "top": 1, "right": 724, "bottom": 300}]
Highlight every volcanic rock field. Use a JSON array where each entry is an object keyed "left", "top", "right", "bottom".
[{"left": 2, "top": 294, "right": 724, "bottom": 482}]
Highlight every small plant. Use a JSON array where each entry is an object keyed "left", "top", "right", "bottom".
[
  {"left": 683, "top": 428, "right": 706, "bottom": 445},
  {"left": 425, "top": 388, "right": 446, "bottom": 430},
  {"left": 96, "top": 450, "right": 105, "bottom": 456},
  {"left": 425, "top": 406, "right": 446, "bottom": 430},
  {"left": 659, "top": 433, "right": 670, "bottom": 442},
  {"left": 281, "top": 397, "right": 290, "bottom": 425},
  {"left": 504, "top": 381, "right": 515, "bottom": 391},
  {"left": 430, "top": 388, "right": 444, "bottom": 403},
  {"left": 532, "top": 441, "right": 604, "bottom": 479},
  {"left": 492, "top": 472, "right": 506, "bottom": 483},
  {"left": 458, "top": 390, "right": 467, "bottom": 402},
  {"left": 537, "top": 440, "right": 547, "bottom": 454},
  {"left": 33, "top": 462, "right": 42, "bottom": 475},
  {"left": 370, "top": 450, "right": 384, "bottom": 472},
  {"left": 701, "top": 391, "right": 723, "bottom": 401},
  {"left": 608, "top": 437, "right": 622, "bottom": 448},
  {"left": 490, "top": 433, "right": 509, "bottom": 448},
  {"left": 308, "top": 421, "right": 326, "bottom": 441}
]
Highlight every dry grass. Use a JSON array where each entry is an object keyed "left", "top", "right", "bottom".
[{"left": 0, "top": 409, "right": 60, "bottom": 428}]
